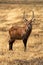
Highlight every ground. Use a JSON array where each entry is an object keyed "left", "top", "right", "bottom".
[{"left": 0, "top": 4, "right": 43, "bottom": 65}]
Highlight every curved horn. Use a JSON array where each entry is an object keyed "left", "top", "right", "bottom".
[
  {"left": 31, "top": 11, "right": 34, "bottom": 21},
  {"left": 23, "top": 11, "right": 26, "bottom": 19}
]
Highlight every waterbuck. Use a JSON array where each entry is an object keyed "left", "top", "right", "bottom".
[{"left": 9, "top": 11, "right": 34, "bottom": 51}]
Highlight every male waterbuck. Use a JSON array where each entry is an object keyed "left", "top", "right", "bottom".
[{"left": 9, "top": 11, "right": 34, "bottom": 51}]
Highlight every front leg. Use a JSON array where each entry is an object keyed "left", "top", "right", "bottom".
[
  {"left": 23, "top": 38, "right": 27, "bottom": 51},
  {"left": 9, "top": 39, "right": 14, "bottom": 50}
]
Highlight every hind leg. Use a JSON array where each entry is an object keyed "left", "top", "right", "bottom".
[
  {"left": 9, "top": 39, "right": 14, "bottom": 50},
  {"left": 23, "top": 38, "right": 27, "bottom": 51}
]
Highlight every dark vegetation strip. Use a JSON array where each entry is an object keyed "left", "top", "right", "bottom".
[
  {"left": 0, "top": 1, "right": 43, "bottom": 4},
  {"left": 0, "top": 27, "right": 8, "bottom": 32}
]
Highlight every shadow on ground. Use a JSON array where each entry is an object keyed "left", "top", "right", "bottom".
[
  {"left": 12, "top": 57, "right": 43, "bottom": 65},
  {"left": 0, "top": 57, "right": 43, "bottom": 65}
]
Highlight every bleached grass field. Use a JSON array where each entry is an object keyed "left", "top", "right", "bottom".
[{"left": 0, "top": 4, "right": 43, "bottom": 65}]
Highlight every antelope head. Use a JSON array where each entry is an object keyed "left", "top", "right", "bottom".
[{"left": 23, "top": 11, "right": 34, "bottom": 23}]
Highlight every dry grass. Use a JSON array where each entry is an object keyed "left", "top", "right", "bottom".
[{"left": 0, "top": 4, "right": 43, "bottom": 65}]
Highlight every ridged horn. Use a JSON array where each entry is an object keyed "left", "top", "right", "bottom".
[{"left": 31, "top": 11, "right": 34, "bottom": 21}]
